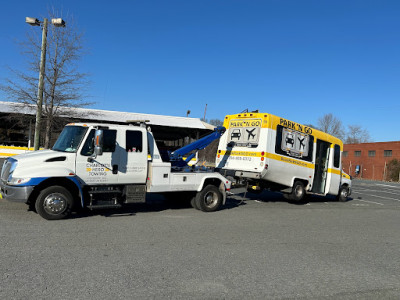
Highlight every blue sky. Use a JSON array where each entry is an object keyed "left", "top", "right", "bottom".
[{"left": 0, "top": 0, "right": 399, "bottom": 142}]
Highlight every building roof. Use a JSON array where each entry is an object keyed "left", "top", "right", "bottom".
[{"left": 0, "top": 101, "right": 214, "bottom": 131}]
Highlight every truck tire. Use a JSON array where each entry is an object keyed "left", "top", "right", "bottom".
[
  {"left": 288, "top": 181, "right": 306, "bottom": 202},
  {"left": 337, "top": 185, "right": 349, "bottom": 202},
  {"left": 195, "top": 185, "right": 223, "bottom": 212},
  {"left": 190, "top": 195, "right": 200, "bottom": 210},
  {"left": 35, "top": 186, "right": 74, "bottom": 220}
]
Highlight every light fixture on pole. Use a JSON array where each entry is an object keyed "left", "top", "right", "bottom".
[{"left": 25, "top": 16, "right": 66, "bottom": 151}]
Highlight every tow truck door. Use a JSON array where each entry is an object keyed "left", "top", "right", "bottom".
[
  {"left": 117, "top": 129, "right": 147, "bottom": 184},
  {"left": 76, "top": 128, "right": 119, "bottom": 185}
]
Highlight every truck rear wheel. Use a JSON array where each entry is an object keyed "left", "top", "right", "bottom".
[
  {"left": 195, "top": 185, "right": 223, "bottom": 212},
  {"left": 35, "top": 186, "right": 74, "bottom": 220}
]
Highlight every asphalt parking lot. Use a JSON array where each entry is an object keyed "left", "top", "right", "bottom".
[{"left": 0, "top": 157, "right": 399, "bottom": 298}]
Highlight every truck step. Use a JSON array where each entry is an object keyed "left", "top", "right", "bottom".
[
  {"left": 89, "top": 190, "right": 122, "bottom": 194},
  {"left": 88, "top": 203, "right": 122, "bottom": 210}
]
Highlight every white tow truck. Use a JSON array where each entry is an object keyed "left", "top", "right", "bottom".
[{"left": 0, "top": 121, "right": 231, "bottom": 220}]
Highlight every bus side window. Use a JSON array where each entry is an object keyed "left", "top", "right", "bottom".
[{"left": 334, "top": 144, "right": 340, "bottom": 168}]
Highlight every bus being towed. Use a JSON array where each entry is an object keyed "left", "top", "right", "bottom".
[{"left": 216, "top": 111, "right": 351, "bottom": 202}]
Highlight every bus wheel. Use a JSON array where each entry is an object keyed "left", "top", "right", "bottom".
[
  {"left": 195, "top": 185, "right": 223, "bottom": 212},
  {"left": 337, "top": 185, "right": 349, "bottom": 202},
  {"left": 35, "top": 186, "right": 74, "bottom": 220},
  {"left": 289, "top": 181, "right": 306, "bottom": 202}
]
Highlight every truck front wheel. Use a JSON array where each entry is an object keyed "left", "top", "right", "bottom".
[
  {"left": 195, "top": 185, "right": 223, "bottom": 212},
  {"left": 35, "top": 186, "right": 74, "bottom": 220}
]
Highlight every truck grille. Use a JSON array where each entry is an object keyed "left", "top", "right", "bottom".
[{"left": 1, "top": 158, "right": 14, "bottom": 183}]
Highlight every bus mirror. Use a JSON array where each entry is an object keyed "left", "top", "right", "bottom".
[{"left": 94, "top": 129, "right": 104, "bottom": 157}]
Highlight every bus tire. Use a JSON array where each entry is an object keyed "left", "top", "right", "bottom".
[
  {"left": 289, "top": 181, "right": 306, "bottom": 202},
  {"left": 337, "top": 185, "right": 349, "bottom": 202},
  {"left": 35, "top": 186, "right": 74, "bottom": 220},
  {"left": 195, "top": 185, "right": 223, "bottom": 212}
]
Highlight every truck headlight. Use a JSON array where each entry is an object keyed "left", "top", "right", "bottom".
[{"left": 7, "top": 177, "right": 31, "bottom": 186}]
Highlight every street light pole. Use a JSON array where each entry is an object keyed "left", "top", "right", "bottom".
[
  {"left": 33, "top": 18, "right": 48, "bottom": 151},
  {"left": 26, "top": 17, "right": 65, "bottom": 150}
]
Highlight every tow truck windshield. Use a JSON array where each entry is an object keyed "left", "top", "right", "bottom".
[{"left": 52, "top": 126, "right": 88, "bottom": 153}]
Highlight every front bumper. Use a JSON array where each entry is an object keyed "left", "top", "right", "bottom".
[{"left": 0, "top": 181, "right": 34, "bottom": 203}]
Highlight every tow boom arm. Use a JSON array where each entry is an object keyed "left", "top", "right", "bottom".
[{"left": 169, "top": 126, "right": 226, "bottom": 167}]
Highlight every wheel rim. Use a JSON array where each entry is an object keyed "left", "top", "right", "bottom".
[
  {"left": 204, "top": 191, "right": 218, "bottom": 209},
  {"left": 43, "top": 193, "right": 68, "bottom": 215},
  {"left": 341, "top": 188, "right": 348, "bottom": 198},
  {"left": 294, "top": 185, "right": 304, "bottom": 198}
]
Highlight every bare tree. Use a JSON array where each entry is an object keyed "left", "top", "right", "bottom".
[
  {"left": 386, "top": 159, "right": 400, "bottom": 182},
  {"left": 345, "top": 125, "right": 370, "bottom": 144},
  {"left": 0, "top": 9, "right": 91, "bottom": 148},
  {"left": 317, "top": 113, "right": 345, "bottom": 140},
  {"left": 209, "top": 119, "right": 223, "bottom": 127}
]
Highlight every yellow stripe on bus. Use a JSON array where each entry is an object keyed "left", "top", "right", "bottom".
[
  {"left": 218, "top": 150, "right": 263, "bottom": 157},
  {"left": 328, "top": 168, "right": 341, "bottom": 175},
  {"left": 218, "top": 150, "right": 315, "bottom": 169}
]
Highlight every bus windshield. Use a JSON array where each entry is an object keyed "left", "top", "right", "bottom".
[{"left": 52, "top": 126, "right": 88, "bottom": 153}]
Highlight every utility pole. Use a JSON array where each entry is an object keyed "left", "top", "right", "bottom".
[
  {"left": 203, "top": 104, "right": 207, "bottom": 121},
  {"left": 33, "top": 18, "right": 48, "bottom": 151},
  {"left": 26, "top": 16, "right": 65, "bottom": 150}
]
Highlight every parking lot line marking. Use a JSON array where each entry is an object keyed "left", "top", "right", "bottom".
[
  {"left": 375, "top": 183, "right": 400, "bottom": 189},
  {"left": 354, "top": 199, "right": 384, "bottom": 205},
  {"left": 355, "top": 192, "right": 400, "bottom": 202},
  {"left": 356, "top": 187, "right": 400, "bottom": 196}
]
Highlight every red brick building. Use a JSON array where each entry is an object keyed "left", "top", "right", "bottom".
[{"left": 342, "top": 141, "right": 400, "bottom": 181}]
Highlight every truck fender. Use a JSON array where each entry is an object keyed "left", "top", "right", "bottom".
[
  {"left": 24, "top": 176, "right": 84, "bottom": 208},
  {"left": 67, "top": 177, "right": 85, "bottom": 207},
  {"left": 197, "top": 175, "right": 229, "bottom": 205}
]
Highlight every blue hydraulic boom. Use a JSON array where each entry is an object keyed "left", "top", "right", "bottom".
[{"left": 169, "top": 126, "right": 226, "bottom": 168}]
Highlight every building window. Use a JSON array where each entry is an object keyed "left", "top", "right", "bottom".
[
  {"left": 354, "top": 151, "right": 361, "bottom": 157},
  {"left": 368, "top": 150, "right": 376, "bottom": 157},
  {"left": 343, "top": 151, "right": 348, "bottom": 157},
  {"left": 384, "top": 150, "right": 392, "bottom": 157}
]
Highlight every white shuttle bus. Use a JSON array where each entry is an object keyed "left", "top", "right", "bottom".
[{"left": 215, "top": 112, "right": 351, "bottom": 202}]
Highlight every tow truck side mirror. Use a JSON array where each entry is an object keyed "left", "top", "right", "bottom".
[{"left": 94, "top": 129, "right": 104, "bottom": 157}]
